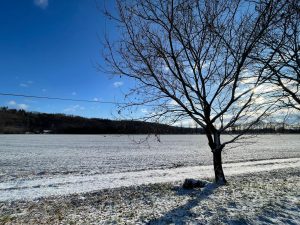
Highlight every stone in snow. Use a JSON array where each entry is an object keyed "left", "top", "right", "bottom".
[{"left": 182, "top": 178, "right": 207, "bottom": 189}]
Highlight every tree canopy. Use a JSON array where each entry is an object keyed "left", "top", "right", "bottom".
[{"left": 104, "top": 0, "right": 294, "bottom": 183}]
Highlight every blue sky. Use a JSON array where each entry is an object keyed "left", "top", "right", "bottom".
[{"left": 0, "top": 0, "right": 132, "bottom": 118}]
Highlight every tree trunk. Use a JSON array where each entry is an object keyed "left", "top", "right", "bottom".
[
  {"left": 207, "top": 130, "right": 227, "bottom": 184},
  {"left": 213, "top": 150, "right": 227, "bottom": 185}
]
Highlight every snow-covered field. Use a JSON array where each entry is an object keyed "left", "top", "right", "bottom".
[
  {"left": 0, "top": 134, "right": 299, "bottom": 224},
  {"left": 0, "top": 157, "right": 299, "bottom": 201},
  {"left": 1, "top": 134, "right": 300, "bottom": 182},
  {"left": 0, "top": 135, "right": 300, "bottom": 199}
]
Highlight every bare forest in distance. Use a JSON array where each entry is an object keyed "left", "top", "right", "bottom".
[
  {"left": 0, "top": 107, "right": 299, "bottom": 134},
  {"left": 0, "top": 107, "right": 200, "bottom": 134}
]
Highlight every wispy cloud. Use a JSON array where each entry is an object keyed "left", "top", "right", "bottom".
[
  {"left": 63, "top": 105, "right": 85, "bottom": 113},
  {"left": 8, "top": 100, "right": 16, "bottom": 106},
  {"left": 34, "top": 0, "right": 48, "bottom": 9},
  {"left": 113, "top": 81, "right": 123, "bottom": 88},
  {"left": 8, "top": 100, "right": 29, "bottom": 110},
  {"left": 19, "top": 81, "right": 34, "bottom": 88},
  {"left": 169, "top": 99, "right": 179, "bottom": 106},
  {"left": 18, "top": 104, "right": 29, "bottom": 110},
  {"left": 141, "top": 108, "right": 148, "bottom": 113},
  {"left": 19, "top": 83, "right": 28, "bottom": 88},
  {"left": 71, "top": 92, "right": 77, "bottom": 96},
  {"left": 174, "top": 118, "right": 195, "bottom": 128}
]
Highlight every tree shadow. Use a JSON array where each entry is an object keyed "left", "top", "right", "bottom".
[{"left": 148, "top": 183, "right": 219, "bottom": 225}]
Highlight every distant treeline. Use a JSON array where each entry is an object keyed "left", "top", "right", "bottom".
[
  {"left": 228, "top": 123, "right": 300, "bottom": 134},
  {"left": 0, "top": 107, "right": 299, "bottom": 134},
  {"left": 0, "top": 107, "right": 202, "bottom": 134}
]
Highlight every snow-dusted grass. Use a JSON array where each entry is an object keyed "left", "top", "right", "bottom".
[
  {"left": 1, "top": 157, "right": 299, "bottom": 201},
  {"left": 1, "top": 167, "right": 299, "bottom": 225},
  {"left": 0, "top": 135, "right": 299, "bottom": 224}
]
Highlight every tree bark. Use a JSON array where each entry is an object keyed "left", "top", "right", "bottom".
[{"left": 213, "top": 150, "right": 227, "bottom": 185}]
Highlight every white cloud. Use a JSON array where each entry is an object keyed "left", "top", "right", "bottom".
[
  {"left": 20, "top": 81, "right": 34, "bottom": 88},
  {"left": 141, "top": 108, "right": 148, "bottom": 113},
  {"left": 8, "top": 100, "right": 16, "bottom": 106},
  {"left": 93, "top": 98, "right": 99, "bottom": 101},
  {"left": 20, "top": 83, "right": 28, "bottom": 87},
  {"left": 8, "top": 100, "right": 29, "bottom": 110},
  {"left": 169, "top": 99, "right": 179, "bottom": 106},
  {"left": 63, "top": 105, "right": 85, "bottom": 113},
  {"left": 34, "top": 0, "right": 48, "bottom": 9},
  {"left": 113, "top": 81, "right": 123, "bottom": 88},
  {"left": 18, "top": 104, "right": 29, "bottom": 110},
  {"left": 162, "top": 65, "right": 170, "bottom": 72},
  {"left": 174, "top": 118, "right": 195, "bottom": 128}
]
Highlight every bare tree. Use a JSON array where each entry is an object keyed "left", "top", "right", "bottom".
[
  {"left": 255, "top": 1, "right": 300, "bottom": 111},
  {"left": 103, "top": 0, "right": 287, "bottom": 184}
]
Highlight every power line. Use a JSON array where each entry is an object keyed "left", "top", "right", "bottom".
[
  {"left": 0, "top": 92, "right": 128, "bottom": 105},
  {"left": 0, "top": 92, "right": 160, "bottom": 107}
]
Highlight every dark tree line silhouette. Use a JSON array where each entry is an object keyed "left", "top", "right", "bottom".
[
  {"left": 0, "top": 107, "right": 299, "bottom": 134},
  {"left": 0, "top": 107, "right": 202, "bottom": 134}
]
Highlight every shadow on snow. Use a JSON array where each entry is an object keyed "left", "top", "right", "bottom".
[{"left": 147, "top": 183, "right": 219, "bottom": 225}]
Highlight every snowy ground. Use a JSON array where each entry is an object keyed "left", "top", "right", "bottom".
[
  {"left": 1, "top": 135, "right": 300, "bottom": 182},
  {"left": 0, "top": 135, "right": 299, "bottom": 224},
  {"left": 0, "top": 167, "right": 299, "bottom": 224},
  {"left": 0, "top": 157, "right": 299, "bottom": 201}
]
